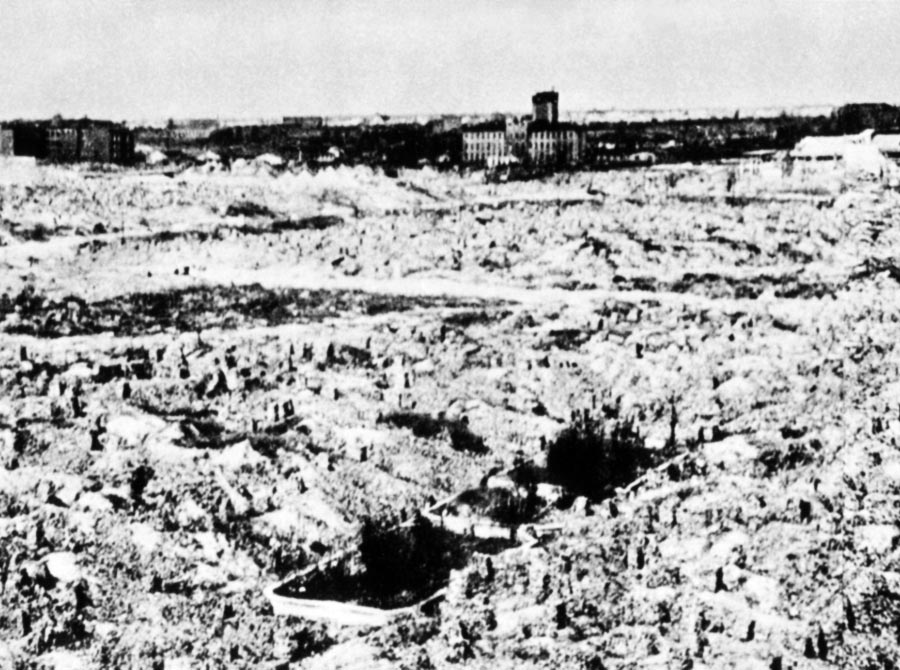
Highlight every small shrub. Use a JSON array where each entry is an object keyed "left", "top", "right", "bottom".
[
  {"left": 546, "top": 417, "right": 654, "bottom": 501},
  {"left": 379, "top": 412, "right": 488, "bottom": 454},
  {"left": 443, "top": 309, "right": 511, "bottom": 329},
  {"left": 447, "top": 421, "right": 488, "bottom": 454},
  {"left": 178, "top": 418, "right": 226, "bottom": 448},
  {"left": 357, "top": 514, "right": 509, "bottom": 607},
  {"left": 757, "top": 441, "right": 818, "bottom": 476},
  {"left": 292, "top": 514, "right": 512, "bottom": 609},
  {"left": 23, "top": 223, "right": 51, "bottom": 241},
  {"left": 359, "top": 514, "right": 453, "bottom": 602},
  {"left": 456, "top": 485, "right": 541, "bottom": 525},
  {"left": 287, "top": 623, "right": 334, "bottom": 662},
  {"left": 225, "top": 200, "right": 275, "bottom": 218},
  {"left": 380, "top": 411, "right": 444, "bottom": 438},
  {"left": 340, "top": 344, "right": 372, "bottom": 366},
  {"left": 541, "top": 328, "right": 590, "bottom": 351},
  {"left": 249, "top": 433, "right": 289, "bottom": 459}
]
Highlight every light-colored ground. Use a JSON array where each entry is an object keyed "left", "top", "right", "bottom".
[{"left": 2, "top": 160, "right": 900, "bottom": 668}]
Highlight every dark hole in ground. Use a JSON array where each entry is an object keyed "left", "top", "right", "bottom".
[{"left": 275, "top": 514, "right": 514, "bottom": 610}]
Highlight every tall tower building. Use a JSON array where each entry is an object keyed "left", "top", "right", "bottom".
[{"left": 532, "top": 91, "right": 559, "bottom": 124}]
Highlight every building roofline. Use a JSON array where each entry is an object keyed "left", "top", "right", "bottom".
[
  {"left": 528, "top": 120, "right": 581, "bottom": 133},
  {"left": 462, "top": 121, "right": 506, "bottom": 133}
]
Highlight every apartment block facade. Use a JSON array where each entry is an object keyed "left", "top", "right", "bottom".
[{"left": 461, "top": 91, "right": 584, "bottom": 168}]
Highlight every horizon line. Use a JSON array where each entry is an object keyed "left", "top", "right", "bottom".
[{"left": 2, "top": 100, "right": 854, "bottom": 127}]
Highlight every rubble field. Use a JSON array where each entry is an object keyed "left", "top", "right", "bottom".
[{"left": 3, "top": 160, "right": 900, "bottom": 669}]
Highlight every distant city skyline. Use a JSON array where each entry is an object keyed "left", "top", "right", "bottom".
[{"left": 2, "top": 0, "right": 899, "bottom": 120}]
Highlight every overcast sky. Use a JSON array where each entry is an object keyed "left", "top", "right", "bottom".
[{"left": 2, "top": 0, "right": 899, "bottom": 120}]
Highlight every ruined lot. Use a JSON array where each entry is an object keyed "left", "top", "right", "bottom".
[{"left": 3, "top": 159, "right": 900, "bottom": 669}]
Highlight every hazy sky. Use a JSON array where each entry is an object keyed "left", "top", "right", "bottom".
[{"left": 2, "top": 0, "right": 899, "bottom": 120}]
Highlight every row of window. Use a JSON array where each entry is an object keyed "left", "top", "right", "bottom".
[
  {"left": 465, "top": 131, "right": 505, "bottom": 140},
  {"left": 463, "top": 134, "right": 507, "bottom": 160},
  {"left": 464, "top": 150, "right": 582, "bottom": 163},
  {"left": 465, "top": 130, "right": 581, "bottom": 139}
]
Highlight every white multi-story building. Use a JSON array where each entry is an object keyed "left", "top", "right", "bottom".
[
  {"left": 462, "top": 122, "right": 507, "bottom": 165},
  {"left": 528, "top": 123, "right": 584, "bottom": 166},
  {"left": 461, "top": 91, "right": 584, "bottom": 167}
]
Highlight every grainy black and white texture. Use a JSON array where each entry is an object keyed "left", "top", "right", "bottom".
[{"left": 3, "top": 3, "right": 900, "bottom": 669}]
